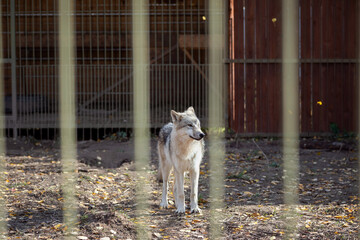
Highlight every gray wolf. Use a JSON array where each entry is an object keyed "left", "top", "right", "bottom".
[{"left": 157, "top": 106, "right": 205, "bottom": 214}]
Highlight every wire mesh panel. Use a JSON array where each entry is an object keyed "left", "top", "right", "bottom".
[
  {"left": 149, "top": 1, "right": 209, "bottom": 127},
  {"left": 2, "top": 0, "right": 60, "bottom": 137},
  {"left": 1, "top": 0, "right": 210, "bottom": 139}
]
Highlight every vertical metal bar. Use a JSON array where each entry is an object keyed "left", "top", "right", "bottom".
[
  {"left": 132, "top": 0, "right": 149, "bottom": 239},
  {"left": 89, "top": 0, "right": 93, "bottom": 140},
  {"left": 103, "top": 0, "right": 107, "bottom": 130},
  {"left": 59, "top": 0, "right": 77, "bottom": 238},
  {"left": 110, "top": 0, "right": 114, "bottom": 131},
  {"left": 53, "top": 0, "right": 58, "bottom": 139},
  {"left": 153, "top": 2, "right": 157, "bottom": 126},
  {"left": 243, "top": 0, "right": 247, "bottom": 132},
  {"left": 190, "top": 1, "right": 194, "bottom": 112},
  {"left": 357, "top": 1, "right": 360, "bottom": 239},
  {"left": 24, "top": 0, "right": 28, "bottom": 137},
  {"left": 39, "top": 0, "right": 43, "bottom": 139},
  {"left": 17, "top": 1, "right": 22, "bottom": 133},
  {"left": 198, "top": 0, "right": 203, "bottom": 117},
  {"left": 224, "top": 0, "right": 229, "bottom": 128},
  {"left": 79, "top": 0, "right": 83, "bottom": 139},
  {"left": 123, "top": 0, "right": 127, "bottom": 127},
  {"left": 10, "top": 0, "right": 17, "bottom": 138},
  {"left": 161, "top": 1, "right": 164, "bottom": 122},
  {"left": 96, "top": 0, "right": 99, "bottom": 137},
  {"left": 208, "top": 0, "right": 225, "bottom": 239},
  {"left": 0, "top": 2, "right": 8, "bottom": 237},
  {"left": 204, "top": 0, "right": 209, "bottom": 118},
  {"left": 176, "top": 1, "right": 179, "bottom": 109},
  {"left": 31, "top": 0, "right": 35, "bottom": 133},
  {"left": 282, "top": 0, "right": 299, "bottom": 238}
]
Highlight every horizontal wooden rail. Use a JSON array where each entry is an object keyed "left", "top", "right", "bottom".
[{"left": 225, "top": 58, "right": 359, "bottom": 63}]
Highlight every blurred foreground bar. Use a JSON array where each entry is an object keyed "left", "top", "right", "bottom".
[
  {"left": 59, "top": 0, "right": 78, "bottom": 238},
  {"left": 0, "top": 4, "right": 7, "bottom": 239},
  {"left": 208, "top": 0, "right": 225, "bottom": 238},
  {"left": 132, "top": 0, "right": 150, "bottom": 239},
  {"left": 282, "top": 0, "right": 300, "bottom": 238}
]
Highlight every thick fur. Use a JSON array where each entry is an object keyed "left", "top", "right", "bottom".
[{"left": 158, "top": 107, "right": 205, "bottom": 214}]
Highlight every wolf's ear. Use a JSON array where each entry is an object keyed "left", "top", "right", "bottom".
[
  {"left": 187, "top": 106, "right": 195, "bottom": 113},
  {"left": 171, "top": 110, "right": 182, "bottom": 122}
]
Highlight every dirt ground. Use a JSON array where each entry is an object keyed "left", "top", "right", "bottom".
[{"left": 3, "top": 137, "right": 359, "bottom": 239}]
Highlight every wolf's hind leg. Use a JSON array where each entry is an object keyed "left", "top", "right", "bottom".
[
  {"left": 160, "top": 162, "right": 171, "bottom": 209},
  {"left": 157, "top": 145, "right": 165, "bottom": 182}
]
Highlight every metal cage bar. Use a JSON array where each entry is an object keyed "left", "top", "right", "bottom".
[
  {"left": 59, "top": 0, "right": 78, "bottom": 237},
  {"left": 282, "top": 0, "right": 300, "bottom": 238},
  {"left": 0, "top": 3, "right": 8, "bottom": 238}
]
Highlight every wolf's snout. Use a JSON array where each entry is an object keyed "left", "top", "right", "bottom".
[{"left": 199, "top": 133, "right": 205, "bottom": 139}]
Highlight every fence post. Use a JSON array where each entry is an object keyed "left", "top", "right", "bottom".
[
  {"left": 209, "top": 0, "right": 225, "bottom": 238},
  {"left": 357, "top": 1, "right": 360, "bottom": 239},
  {"left": 0, "top": 4, "right": 8, "bottom": 238},
  {"left": 10, "top": 0, "right": 17, "bottom": 138},
  {"left": 132, "top": 0, "right": 150, "bottom": 239},
  {"left": 59, "top": 0, "right": 78, "bottom": 238},
  {"left": 282, "top": 0, "right": 299, "bottom": 238}
]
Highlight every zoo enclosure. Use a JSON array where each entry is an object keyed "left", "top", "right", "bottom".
[{"left": 1, "top": 0, "right": 359, "bottom": 138}]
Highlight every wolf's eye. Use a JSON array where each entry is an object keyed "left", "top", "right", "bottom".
[{"left": 188, "top": 124, "right": 193, "bottom": 127}]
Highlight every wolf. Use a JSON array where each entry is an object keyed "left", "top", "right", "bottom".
[{"left": 157, "top": 106, "right": 205, "bottom": 214}]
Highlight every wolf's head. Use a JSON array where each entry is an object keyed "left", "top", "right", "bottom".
[{"left": 171, "top": 106, "right": 205, "bottom": 141}]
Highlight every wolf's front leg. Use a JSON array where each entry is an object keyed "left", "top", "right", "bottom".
[
  {"left": 174, "top": 170, "right": 185, "bottom": 214},
  {"left": 190, "top": 167, "right": 201, "bottom": 213}
]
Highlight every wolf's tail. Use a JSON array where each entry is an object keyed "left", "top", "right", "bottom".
[{"left": 157, "top": 144, "right": 163, "bottom": 182}]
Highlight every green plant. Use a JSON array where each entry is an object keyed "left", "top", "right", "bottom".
[{"left": 330, "top": 122, "right": 340, "bottom": 136}]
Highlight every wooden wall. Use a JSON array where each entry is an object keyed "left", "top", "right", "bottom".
[{"left": 229, "top": 0, "right": 358, "bottom": 134}]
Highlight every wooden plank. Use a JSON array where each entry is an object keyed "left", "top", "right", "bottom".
[
  {"left": 267, "top": 0, "right": 282, "bottom": 133},
  {"left": 178, "top": 35, "right": 208, "bottom": 49},
  {"left": 230, "top": 0, "right": 245, "bottom": 132},
  {"left": 311, "top": 0, "right": 322, "bottom": 59},
  {"left": 342, "top": 0, "right": 357, "bottom": 133},
  {"left": 326, "top": 1, "right": 337, "bottom": 131},
  {"left": 268, "top": 0, "right": 281, "bottom": 59},
  {"left": 300, "top": 0, "right": 312, "bottom": 59},
  {"left": 346, "top": 65, "right": 357, "bottom": 131},
  {"left": 299, "top": 0, "right": 312, "bottom": 132},
  {"left": 301, "top": 63, "right": 313, "bottom": 132},
  {"left": 311, "top": 0, "right": 322, "bottom": 132},
  {"left": 245, "top": 0, "right": 255, "bottom": 59},
  {"left": 244, "top": 0, "right": 256, "bottom": 133},
  {"left": 255, "top": 0, "right": 267, "bottom": 132},
  {"left": 274, "top": 64, "right": 282, "bottom": 133},
  {"left": 344, "top": 0, "right": 357, "bottom": 59}
]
